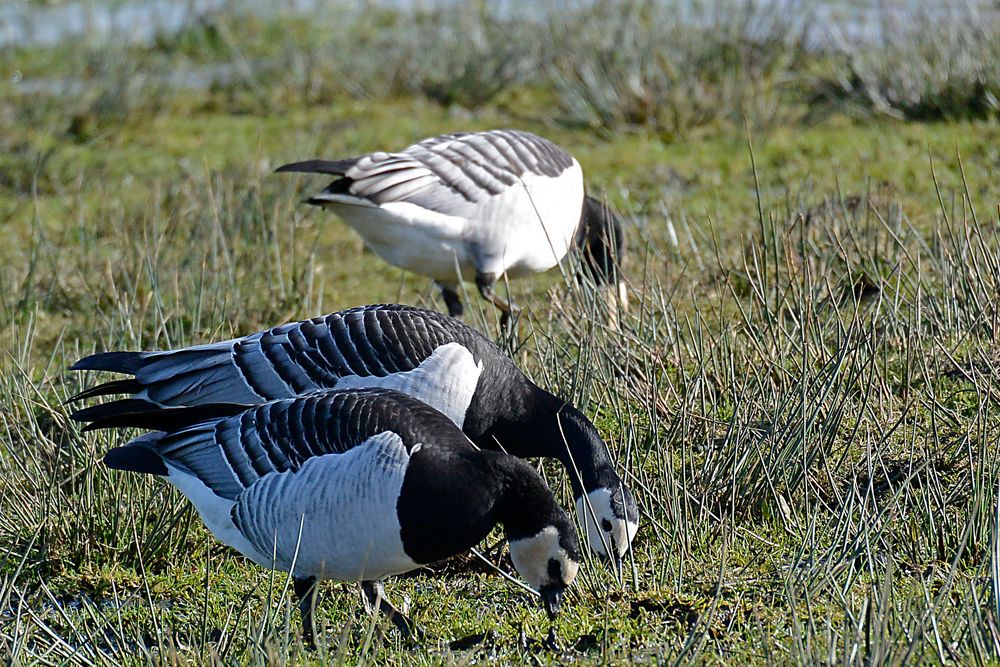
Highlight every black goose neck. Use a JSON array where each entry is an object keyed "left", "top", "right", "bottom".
[
  {"left": 574, "top": 194, "right": 625, "bottom": 286},
  {"left": 489, "top": 454, "right": 577, "bottom": 553},
  {"left": 487, "top": 386, "right": 615, "bottom": 499}
]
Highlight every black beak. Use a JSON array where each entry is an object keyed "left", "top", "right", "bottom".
[
  {"left": 598, "top": 537, "right": 623, "bottom": 578},
  {"left": 595, "top": 550, "right": 624, "bottom": 583},
  {"left": 539, "top": 584, "right": 564, "bottom": 620},
  {"left": 610, "top": 536, "right": 623, "bottom": 579}
]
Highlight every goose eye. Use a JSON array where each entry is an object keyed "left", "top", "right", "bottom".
[{"left": 601, "top": 518, "right": 613, "bottom": 532}]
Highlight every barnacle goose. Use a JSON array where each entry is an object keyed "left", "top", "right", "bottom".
[
  {"left": 76, "top": 388, "right": 581, "bottom": 641},
  {"left": 69, "top": 304, "right": 639, "bottom": 568},
  {"left": 276, "top": 129, "right": 626, "bottom": 323}
]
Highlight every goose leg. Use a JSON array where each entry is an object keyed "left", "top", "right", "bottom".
[
  {"left": 437, "top": 282, "right": 464, "bottom": 318},
  {"left": 294, "top": 576, "right": 318, "bottom": 648},
  {"left": 475, "top": 272, "right": 518, "bottom": 327},
  {"left": 360, "top": 580, "right": 423, "bottom": 640}
]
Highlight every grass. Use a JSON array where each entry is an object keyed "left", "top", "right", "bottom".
[{"left": 2, "top": 1, "right": 1000, "bottom": 664}]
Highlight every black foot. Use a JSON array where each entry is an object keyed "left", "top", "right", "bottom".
[
  {"left": 360, "top": 581, "right": 425, "bottom": 641},
  {"left": 475, "top": 271, "right": 518, "bottom": 326},
  {"left": 438, "top": 283, "right": 464, "bottom": 318},
  {"left": 294, "top": 576, "right": 318, "bottom": 648},
  {"left": 519, "top": 626, "right": 561, "bottom": 653},
  {"left": 543, "top": 626, "right": 561, "bottom": 651},
  {"left": 499, "top": 306, "right": 522, "bottom": 329}
]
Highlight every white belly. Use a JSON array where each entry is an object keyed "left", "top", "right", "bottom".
[{"left": 330, "top": 201, "right": 476, "bottom": 282}]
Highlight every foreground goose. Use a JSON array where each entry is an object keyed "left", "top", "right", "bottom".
[
  {"left": 276, "top": 129, "right": 625, "bottom": 323},
  {"left": 77, "top": 388, "right": 581, "bottom": 641},
  {"left": 70, "top": 305, "right": 639, "bottom": 566}
]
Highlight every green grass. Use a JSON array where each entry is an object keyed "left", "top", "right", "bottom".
[{"left": 2, "top": 3, "right": 1000, "bottom": 664}]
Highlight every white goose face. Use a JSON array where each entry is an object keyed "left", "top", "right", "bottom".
[
  {"left": 509, "top": 525, "right": 580, "bottom": 617},
  {"left": 575, "top": 488, "right": 639, "bottom": 560}
]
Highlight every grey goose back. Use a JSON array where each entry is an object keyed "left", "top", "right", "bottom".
[
  {"left": 70, "top": 304, "right": 639, "bottom": 567},
  {"left": 78, "top": 388, "right": 581, "bottom": 642},
  {"left": 276, "top": 129, "right": 626, "bottom": 324}
]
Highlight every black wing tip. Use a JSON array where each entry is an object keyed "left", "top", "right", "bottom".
[
  {"left": 69, "top": 351, "right": 144, "bottom": 374},
  {"left": 66, "top": 378, "right": 143, "bottom": 405},
  {"left": 83, "top": 402, "right": 252, "bottom": 433},
  {"left": 72, "top": 399, "right": 160, "bottom": 425},
  {"left": 104, "top": 444, "right": 169, "bottom": 476},
  {"left": 275, "top": 159, "right": 355, "bottom": 175},
  {"left": 274, "top": 161, "right": 311, "bottom": 174}
]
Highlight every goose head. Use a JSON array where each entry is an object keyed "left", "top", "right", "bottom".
[
  {"left": 509, "top": 515, "right": 582, "bottom": 619},
  {"left": 575, "top": 483, "right": 639, "bottom": 574}
]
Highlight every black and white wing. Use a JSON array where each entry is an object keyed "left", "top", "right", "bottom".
[
  {"left": 94, "top": 389, "right": 458, "bottom": 494},
  {"left": 69, "top": 304, "right": 499, "bottom": 427},
  {"left": 93, "top": 388, "right": 470, "bottom": 578},
  {"left": 276, "top": 129, "right": 577, "bottom": 217}
]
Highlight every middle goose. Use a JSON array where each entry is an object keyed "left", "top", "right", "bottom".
[{"left": 70, "top": 304, "right": 639, "bottom": 567}]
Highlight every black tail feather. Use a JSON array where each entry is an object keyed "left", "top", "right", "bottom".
[
  {"left": 104, "top": 444, "right": 169, "bottom": 476},
  {"left": 66, "top": 378, "right": 143, "bottom": 404},
  {"left": 70, "top": 351, "right": 144, "bottom": 374},
  {"left": 72, "top": 399, "right": 161, "bottom": 424},
  {"left": 84, "top": 402, "right": 252, "bottom": 433},
  {"left": 276, "top": 158, "right": 358, "bottom": 175}
]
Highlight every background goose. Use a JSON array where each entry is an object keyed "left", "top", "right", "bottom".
[
  {"left": 76, "top": 388, "right": 581, "bottom": 642},
  {"left": 276, "top": 129, "right": 626, "bottom": 323},
  {"left": 70, "top": 304, "right": 639, "bottom": 567}
]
